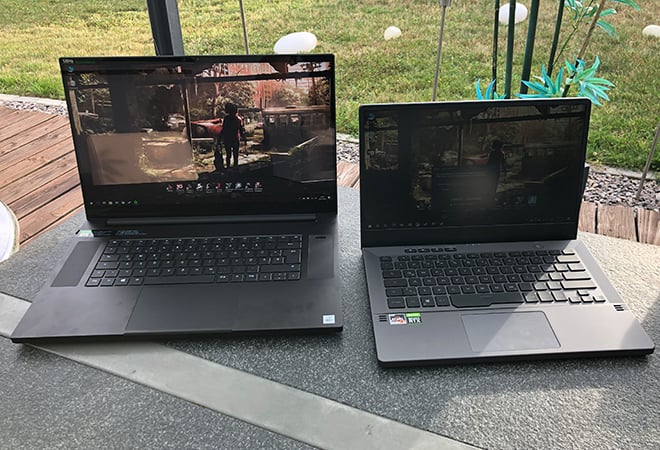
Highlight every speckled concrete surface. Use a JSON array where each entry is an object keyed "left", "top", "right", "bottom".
[
  {"left": 1, "top": 187, "right": 658, "bottom": 449},
  {"left": 0, "top": 338, "right": 315, "bottom": 449}
]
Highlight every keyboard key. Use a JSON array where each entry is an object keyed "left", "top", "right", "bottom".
[
  {"left": 383, "top": 270, "right": 403, "bottom": 279},
  {"left": 96, "top": 261, "right": 119, "bottom": 270},
  {"left": 447, "top": 286, "right": 461, "bottom": 295},
  {"left": 538, "top": 292, "right": 554, "bottom": 302},
  {"left": 100, "top": 278, "right": 115, "bottom": 287},
  {"left": 388, "top": 297, "right": 405, "bottom": 308},
  {"left": 402, "top": 287, "right": 417, "bottom": 296},
  {"left": 418, "top": 287, "right": 432, "bottom": 296},
  {"left": 421, "top": 296, "right": 435, "bottom": 307},
  {"left": 552, "top": 291, "right": 568, "bottom": 302},
  {"left": 461, "top": 285, "right": 476, "bottom": 294},
  {"left": 523, "top": 292, "right": 539, "bottom": 303},
  {"left": 563, "top": 272, "right": 590, "bottom": 281},
  {"left": 568, "top": 294, "right": 582, "bottom": 303},
  {"left": 386, "top": 288, "right": 403, "bottom": 297},
  {"left": 384, "top": 279, "right": 407, "bottom": 288},
  {"left": 405, "top": 297, "right": 421, "bottom": 308},
  {"left": 451, "top": 292, "right": 524, "bottom": 308},
  {"left": 562, "top": 280, "right": 597, "bottom": 290},
  {"left": 434, "top": 295, "right": 450, "bottom": 306}
]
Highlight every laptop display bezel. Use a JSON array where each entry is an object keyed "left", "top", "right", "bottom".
[
  {"left": 60, "top": 54, "right": 338, "bottom": 221},
  {"left": 359, "top": 98, "right": 591, "bottom": 248}
]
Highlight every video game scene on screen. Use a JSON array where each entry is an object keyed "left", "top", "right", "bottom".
[
  {"left": 362, "top": 102, "right": 588, "bottom": 228},
  {"left": 63, "top": 59, "right": 335, "bottom": 195}
]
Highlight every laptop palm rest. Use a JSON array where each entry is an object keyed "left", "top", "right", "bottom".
[
  {"left": 126, "top": 286, "right": 236, "bottom": 333},
  {"left": 461, "top": 312, "right": 560, "bottom": 353}
]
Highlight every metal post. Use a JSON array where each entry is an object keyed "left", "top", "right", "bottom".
[
  {"left": 146, "top": 0, "right": 185, "bottom": 56},
  {"left": 504, "top": 0, "right": 516, "bottom": 98},
  {"left": 636, "top": 123, "right": 660, "bottom": 200},
  {"left": 519, "top": 0, "right": 540, "bottom": 94},
  {"left": 492, "top": 0, "right": 500, "bottom": 93},
  {"left": 239, "top": 0, "right": 250, "bottom": 54},
  {"left": 432, "top": 0, "right": 452, "bottom": 101}
]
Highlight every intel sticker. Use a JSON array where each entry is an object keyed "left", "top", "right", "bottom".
[{"left": 323, "top": 314, "right": 336, "bottom": 325}]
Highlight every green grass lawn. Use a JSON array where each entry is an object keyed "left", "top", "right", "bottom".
[{"left": 0, "top": 0, "right": 658, "bottom": 171}]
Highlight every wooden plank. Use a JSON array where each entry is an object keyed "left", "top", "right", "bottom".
[
  {"left": 597, "top": 204, "right": 637, "bottom": 241},
  {"left": 0, "top": 134, "right": 73, "bottom": 187},
  {"left": 9, "top": 167, "right": 80, "bottom": 220},
  {"left": 637, "top": 208, "right": 660, "bottom": 245},
  {"left": 578, "top": 201, "right": 597, "bottom": 233},
  {"left": 0, "top": 110, "right": 54, "bottom": 142},
  {"left": 0, "top": 107, "right": 22, "bottom": 121},
  {"left": 336, "top": 160, "right": 360, "bottom": 188},
  {"left": 0, "top": 114, "right": 68, "bottom": 157},
  {"left": 19, "top": 187, "right": 84, "bottom": 246},
  {"left": 0, "top": 108, "right": 23, "bottom": 123},
  {"left": 0, "top": 151, "right": 78, "bottom": 205}
]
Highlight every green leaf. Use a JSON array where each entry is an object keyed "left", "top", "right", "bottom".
[
  {"left": 475, "top": 79, "right": 485, "bottom": 100},
  {"left": 597, "top": 19, "right": 618, "bottom": 38},
  {"left": 554, "top": 67, "right": 564, "bottom": 93},
  {"left": 588, "top": 77, "right": 615, "bottom": 87},
  {"left": 599, "top": 8, "right": 617, "bottom": 17},
  {"left": 611, "top": 0, "right": 640, "bottom": 10},
  {"left": 475, "top": 79, "right": 505, "bottom": 100}
]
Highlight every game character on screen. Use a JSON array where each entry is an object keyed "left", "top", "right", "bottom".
[{"left": 217, "top": 103, "right": 246, "bottom": 169}]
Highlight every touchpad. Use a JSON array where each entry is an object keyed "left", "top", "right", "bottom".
[
  {"left": 461, "top": 312, "right": 560, "bottom": 353},
  {"left": 127, "top": 286, "right": 236, "bottom": 333}
]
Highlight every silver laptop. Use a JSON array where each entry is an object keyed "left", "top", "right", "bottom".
[
  {"left": 359, "top": 98, "right": 654, "bottom": 366},
  {"left": 11, "top": 54, "right": 342, "bottom": 342}
]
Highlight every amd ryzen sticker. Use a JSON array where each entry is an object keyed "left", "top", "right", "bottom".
[{"left": 388, "top": 312, "right": 422, "bottom": 325}]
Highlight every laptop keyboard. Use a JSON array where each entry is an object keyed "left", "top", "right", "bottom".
[
  {"left": 86, "top": 235, "right": 303, "bottom": 287},
  {"left": 380, "top": 247, "right": 606, "bottom": 309}
]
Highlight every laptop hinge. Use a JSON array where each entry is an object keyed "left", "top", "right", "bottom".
[{"left": 106, "top": 214, "right": 317, "bottom": 226}]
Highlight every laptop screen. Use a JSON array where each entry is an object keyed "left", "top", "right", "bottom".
[
  {"left": 60, "top": 54, "right": 336, "bottom": 219},
  {"left": 359, "top": 98, "right": 591, "bottom": 246}
]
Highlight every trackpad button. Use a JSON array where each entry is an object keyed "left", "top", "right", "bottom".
[{"left": 461, "top": 312, "right": 560, "bottom": 353}]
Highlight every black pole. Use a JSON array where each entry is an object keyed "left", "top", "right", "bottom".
[
  {"left": 239, "top": 0, "right": 250, "bottom": 54},
  {"left": 146, "top": 0, "right": 185, "bottom": 56},
  {"left": 432, "top": 0, "right": 451, "bottom": 101},
  {"left": 547, "top": 0, "right": 565, "bottom": 76},
  {"left": 519, "top": 0, "right": 540, "bottom": 94},
  {"left": 492, "top": 0, "right": 500, "bottom": 93},
  {"left": 504, "top": 0, "right": 516, "bottom": 98}
]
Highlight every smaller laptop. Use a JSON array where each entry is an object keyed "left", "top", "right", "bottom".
[
  {"left": 11, "top": 54, "right": 342, "bottom": 342},
  {"left": 359, "top": 98, "right": 654, "bottom": 366}
]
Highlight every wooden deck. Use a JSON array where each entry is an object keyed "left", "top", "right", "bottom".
[{"left": 1, "top": 106, "right": 658, "bottom": 248}]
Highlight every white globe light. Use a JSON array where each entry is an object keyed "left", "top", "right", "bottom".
[
  {"left": 273, "top": 32, "right": 318, "bottom": 54},
  {"left": 498, "top": 3, "right": 529, "bottom": 25},
  {"left": 642, "top": 24, "right": 660, "bottom": 38},
  {"left": 384, "top": 26, "right": 402, "bottom": 41}
]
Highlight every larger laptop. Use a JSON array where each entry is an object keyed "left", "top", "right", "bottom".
[
  {"left": 359, "top": 98, "right": 654, "bottom": 365},
  {"left": 12, "top": 54, "right": 342, "bottom": 342}
]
